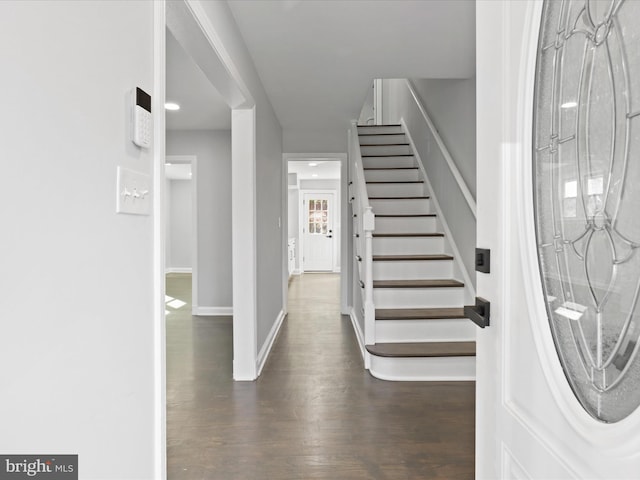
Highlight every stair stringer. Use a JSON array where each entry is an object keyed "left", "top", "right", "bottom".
[{"left": 400, "top": 118, "right": 476, "bottom": 307}]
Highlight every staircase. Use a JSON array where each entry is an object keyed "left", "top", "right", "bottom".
[{"left": 355, "top": 124, "right": 476, "bottom": 381}]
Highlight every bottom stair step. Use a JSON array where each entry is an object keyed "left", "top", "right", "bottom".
[
  {"left": 366, "top": 342, "right": 476, "bottom": 381},
  {"left": 376, "top": 307, "right": 465, "bottom": 320},
  {"left": 366, "top": 342, "right": 476, "bottom": 358}
]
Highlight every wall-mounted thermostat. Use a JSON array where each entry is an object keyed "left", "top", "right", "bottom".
[{"left": 132, "top": 87, "right": 152, "bottom": 148}]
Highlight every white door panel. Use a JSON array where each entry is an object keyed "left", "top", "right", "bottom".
[
  {"left": 477, "top": 1, "right": 640, "bottom": 479},
  {"left": 302, "top": 192, "right": 334, "bottom": 271}
]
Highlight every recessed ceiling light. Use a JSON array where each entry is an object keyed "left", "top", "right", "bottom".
[
  {"left": 165, "top": 102, "right": 180, "bottom": 111},
  {"left": 312, "top": 174, "right": 318, "bottom": 178},
  {"left": 308, "top": 162, "right": 318, "bottom": 167},
  {"left": 561, "top": 101, "right": 577, "bottom": 108}
]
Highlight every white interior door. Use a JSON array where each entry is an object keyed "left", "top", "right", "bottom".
[
  {"left": 302, "top": 192, "right": 334, "bottom": 271},
  {"left": 476, "top": 1, "right": 640, "bottom": 479}
]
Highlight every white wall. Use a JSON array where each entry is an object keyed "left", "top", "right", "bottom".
[
  {"left": 283, "top": 129, "right": 347, "bottom": 153},
  {"left": 409, "top": 78, "right": 477, "bottom": 198},
  {"left": 168, "top": 179, "right": 192, "bottom": 270},
  {"left": 382, "top": 79, "right": 477, "bottom": 288},
  {"left": 166, "top": 130, "right": 232, "bottom": 310},
  {"left": 0, "top": 1, "right": 156, "bottom": 478}
]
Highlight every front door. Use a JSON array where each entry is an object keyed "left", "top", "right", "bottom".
[
  {"left": 302, "top": 192, "right": 334, "bottom": 271},
  {"left": 476, "top": 1, "right": 640, "bottom": 478}
]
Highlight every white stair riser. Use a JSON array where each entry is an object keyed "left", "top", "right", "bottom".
[
  {"left": 373, "top": 287, "right": 464, "bottom": 308},
  {"left": 374, "top": 216, "right": 437, "bottom": 233},
  {"left": 369, "top": 198, "right": 430, "bottom": 215},
  {"left": 358, "top": 126, "right": 403, "bottom": 135},
  {"left": 373, "top": 236, "right": 444, "bottom": 255},
  {"left": 373, "top": 260, "right": 453, "bottom": 279},
  {"left": 368, "top": 355, "right": 475, "bottom": 381},
  {"left": 375, "top": 319, "right": 476, "bottom": 343},
  {"left": 359, "top": 134, "right": 407, "bottom": 145},
  {"left": 362, "top": 156, "right": 415, "bottom": 168},
  {"left": 366, "top": 183, "right": 424, "bottom": 197},
  {"left": 360, "top": 144, "right": 413, "bottom": 156},
  {"left": 364, "top": 169, "right": 420, "bottom": 182}
]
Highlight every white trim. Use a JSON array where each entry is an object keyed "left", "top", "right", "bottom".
[
  {"left": 282, "top": 154, "right": 289, "bottom": 316},
  {"left": 232, "top": 107, "right": 258, "bottom": 381},
  {"left": 374, "top": 79, "right": 384, "bottom": 125},
  {"left": 301, "top": 189, "right": 339, "bottom": 272},
  {"left": 182, "top": 0, "right": 254, "bottom": 107},
  {"left": 402, "top": 118, "right": 476, "bottom": 302},
  {"left": 152, "top": 1, "right": 167, "bottom": 478},
  {"left": 283, "top": 152, "right": 346, "bottom": 161},
  {"left": 256, "top": 309, "right": 286, "bottom": 376},
  {"left": 193, "top": 306, "right": 233, "bottom": 316},
  {"left": 404, "top": 79, "right": 476, "bottom": 218},
  {"left": 348, "top": 308, "right": 368, "bottom": 367},
  {"left": 165, "top": 267, "right": 192, "bottom": 274},
  {"left": 332, "top": 267, "right": 341, "bottom": 273},
  {"left": 291, "top": 269, "right": 302, "bottom": 276}
]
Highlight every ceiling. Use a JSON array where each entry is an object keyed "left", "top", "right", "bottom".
[
  {"left": 227, "top": 0, "right": 475, "bottom": 133},
  {"left": 165, "top": 1, "right": 475, "bottom": 145},
  {"left": 166, "top": 29, "right": 231, "bottom": 131}
]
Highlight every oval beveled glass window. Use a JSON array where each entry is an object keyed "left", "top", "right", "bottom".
[{"left": 533, "top": 0, "right": 640, "bottom": 422}]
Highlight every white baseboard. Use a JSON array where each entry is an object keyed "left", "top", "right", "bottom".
[
  {"left": 192, "top": 306, "right": 233, "bottom": 316},
  {"left": 349, "top": 308, "right": 369, "bottom": 368},
  {"left": 256, "top": 309, "right": 286, "bottom": 376},
  {"left": 292, "top": 269, "right": 302, "bottom": 275},
  {"left": 166, "top": 267, "right": 192, "bottom": 274},
  {"left": 332, "top": 267, "right": 341, "bottom": 273}
]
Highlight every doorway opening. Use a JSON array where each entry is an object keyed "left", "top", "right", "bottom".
[{"left": 287, "top": 159, "right": 342, "bottom": 274}]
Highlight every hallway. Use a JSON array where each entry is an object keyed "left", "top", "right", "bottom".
[{"left": 166, "top": 273, "right": 474, "bottom": 479}]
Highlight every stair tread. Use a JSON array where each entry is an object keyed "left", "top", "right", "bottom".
[
  {"left": 373, "top": 254, "right": 453, "bottom": 261},
  {"left": 366, "top": 341, "right": 476, "bottom": 358},
  {"left": 373, "top": 279, "right": 464, "bottom": 288},
  {"left": 373, "top": 232, "right": 443, "bottom": 237},
  {"left": 375, "top": 214, "right": 436, "bottom": 217},
  {"left": 366, "top": 181, "right": 423, "bottom": 184},
  {"left": 376, "top": 307, "right": 465, "bottom": 320},
  {"left": 362, "top": 154, "right": 415, "bottom": 157},
  {"left": 361, "top": 142, "right": 410, "bottom": 146},
  {"left": 364, "top": 167, "right": 418, "bottom": 170},
  {"left": 359, "top": 133, "right": 406, "bottom": 136},
  {"left": 358, "top": 124, "right": 402, "bottom": 127},
  {"left": 369, "top": 196, "right": 430, "bottom": 200}
]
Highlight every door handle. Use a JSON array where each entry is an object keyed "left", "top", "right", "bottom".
[
  {"left": 464, "top": 297, "right": 490, "bottom": 328},
  {"left": 326, "top": 235, "right": 333, "bottom": 238}
]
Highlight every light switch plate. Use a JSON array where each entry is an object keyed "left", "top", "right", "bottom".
[{"left": 117, "top": 166, "right": 151, "bottom": 215}]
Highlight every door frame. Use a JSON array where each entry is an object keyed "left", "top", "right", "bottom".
[
  {"left": 283, "top": 153, "right": 349, "bottom": 314},
  {"left": 165, "top": 155, "right": 198, "bottom": 312},
  {"left": 300, "top": 189, "right": 338, "bottom": 273}
]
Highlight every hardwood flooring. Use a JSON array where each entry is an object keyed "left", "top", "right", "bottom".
[{"left": 166, "top": 273, "right": 475, "bottom": 479}]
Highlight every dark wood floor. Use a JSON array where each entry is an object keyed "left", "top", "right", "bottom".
[{"left": 166, "top": 273, "right": 475, "bottom": 479}]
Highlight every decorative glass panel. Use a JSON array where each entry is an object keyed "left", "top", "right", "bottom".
[
  {"left": 533, "top": 0, "right": 640, "bottom": 422},
  {"left": 307, "top": 198, "right": 330, "bottom": 235}
]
